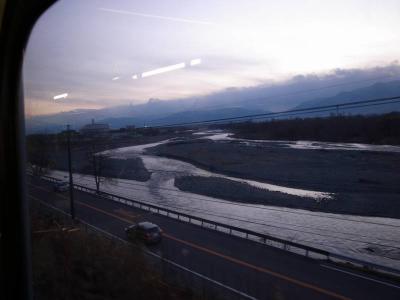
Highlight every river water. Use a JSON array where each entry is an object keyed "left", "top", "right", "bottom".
[{"left": 50, "top": 131, "right": 400, "bottom": 270}]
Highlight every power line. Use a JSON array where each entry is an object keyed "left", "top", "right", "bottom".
[
  {"left": 147, "top": 95, "right": 400, "bottom": 128},
  {"left": 180, "top": 75, "right": 399, "bottom": 112},
  {"left": 50, "top": 95, "right": 400, "bottom": 229},
  {"left": 227, "top": 98, "right": 400, "bottom": 123},
  {"left": 256, "top": 75, "right": 399, "bottom": 99},
  {"left": 63, "top": 96, "right": 400, "bottom": 150}
]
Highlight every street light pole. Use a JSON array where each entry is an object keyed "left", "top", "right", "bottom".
[{"left": 66, "top": 124, "right": 75, "bottom": 219}]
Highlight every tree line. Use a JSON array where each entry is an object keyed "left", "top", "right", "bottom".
[
  {"left": 26, "top": 132, "right": 111, "bottom": 192},
  {"left": 221, "top": 112, "right": 400, "bottom": 145}
]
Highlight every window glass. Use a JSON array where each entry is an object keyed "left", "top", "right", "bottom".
[{"left": 24, "top": 1, "right": 400, "bottom": 299}]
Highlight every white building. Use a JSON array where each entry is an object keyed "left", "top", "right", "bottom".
[{"left": 80, "top": 119, "right": 110, "bottom": 136}]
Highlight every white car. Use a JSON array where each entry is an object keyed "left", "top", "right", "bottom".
[{"left": 53, "top": 181, "right": 69, "bottom": 192}]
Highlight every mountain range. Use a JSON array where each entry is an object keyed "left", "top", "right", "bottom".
[{"left": 26, "top": 80, "right": 400, "bottom": 133}]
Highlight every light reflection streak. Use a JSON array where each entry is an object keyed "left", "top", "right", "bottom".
[
  {"left": 53, "top": 93, "right": 68, "bottom": 100},
  {"left": 190, "top": 58, "right": 201, "bottom": 66},
  {"left": 142, "top": 62, "right": 186, "bottom": 78},
  {"left": 98, "top": 8, "right": 215, "bottom": 26}
]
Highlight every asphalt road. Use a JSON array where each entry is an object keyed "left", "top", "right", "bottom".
[{"left": 27, "top": 177, "right": 400, "bottom": 300}]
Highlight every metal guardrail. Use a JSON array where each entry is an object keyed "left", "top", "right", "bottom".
[
  {"left": 33, "top": 198, "right": 257, "bottom": 300},
  {"left": 38, "top": 174, "right": 400, "bottom": 277}
]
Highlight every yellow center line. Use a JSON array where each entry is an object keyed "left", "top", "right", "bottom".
[
  {"left": 79, "top": 201, "right": 135, "bottom": 223},
  {"left": 33, "top": 229, "right": 61, "bottom": 234},
  {"left": 163, "top": 233, "right": 350, "bottom": 300},
  {"left": 28, "top": 183, "right": 350, "bottom": 300},
  {"left": 115, "top": 208, "right": 142, "bottom": 220}
]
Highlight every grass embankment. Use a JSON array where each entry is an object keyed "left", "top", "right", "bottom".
[{"left": 31, "top": 208, "right": 198, "bottom": 300}]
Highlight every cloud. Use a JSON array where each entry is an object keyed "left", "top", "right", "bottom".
[{"left": 26, "top": 62, "right": 400, "bottom": 118}]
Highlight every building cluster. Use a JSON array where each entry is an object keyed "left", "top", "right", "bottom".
[
  {"left": 80, "top": 119, "right": 110, "bottom": 136},
  {"left": 78, "top": 120, "right": 142, "bottom": 140}
]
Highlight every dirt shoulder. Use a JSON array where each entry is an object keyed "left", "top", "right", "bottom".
[{"left": 30, "top": 203, "right": 199, "bottom": 300}]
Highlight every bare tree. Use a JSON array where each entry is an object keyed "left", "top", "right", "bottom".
[
  {"left": 82, "top": 134, "right": 117, "bottom": 193},
  {"left": 26, "top": 134, "right": 55, "bottom": 176},
  {"left": 85, "top": 144, "right": 108, "bottom": 193}
]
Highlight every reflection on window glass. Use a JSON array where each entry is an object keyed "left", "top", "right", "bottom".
[{"left": 24, "top": 1, "right": 400, "bottom": 299}]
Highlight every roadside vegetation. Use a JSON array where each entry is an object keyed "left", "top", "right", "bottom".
[
  {"left": 221, "top": 112, "right": 400, "bottom": 145},
  {"left": 26, "top": 132, "right": 163, "bottom": 187},
  {"left": 25, "top": 128, "right": 196, "bottom": 186},
  {"left": 26, "top": 134, "right": 55, "bottom": 176},
  {"left": 31, "top": 206, "right": 200, "bottom": 300}
]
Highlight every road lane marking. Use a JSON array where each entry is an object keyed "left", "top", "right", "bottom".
[
  {"left": 321, "top": 265, "right": 400, "bottom": 289},
  {"left": 28, "top": 194, "right": 257, "bottom": 300},
  {"left": 28, "top": 184, "right": 133, "bottom": 224},
  {"left": 114, "top": 208, "right": 142, "bottom": 221},
  {"left": 28, "top": 183, "right": 69, "bottom": 198},
  {"left": 153, "top": 251, "right": 258, "bottom": 300},
  {"left": 80, "top": 217, "right": 259, "bottom": 300},
  {"left": 29, "top": 194, "right": 71, "bottom": 216},
  {"left": 77, "top": 201, "right": 133, "bottom": 224},
  {"left": 29, "top": 184, "right": 350, "bottom": 299},
  {"left": 33, "top": 229, "right": 62, "bottom": 234},
  {"left": 163, "top": 233, "right": 350, "bottom": 299},
  {"left": 33, "top": 227, "right": 80, "bottom": 234}
]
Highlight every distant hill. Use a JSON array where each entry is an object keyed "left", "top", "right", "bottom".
[
  {"left": 295, "top": 81, "right": 400, "bottom": 115},
  {"left": 26, "top": 106, "right": 265, "bottom": 133},
  {"left": 147, "top": 107, "right": 266, "bottom": 126},
  {"left": 25, "top": 76, "right": 400, "bottom": 133}
]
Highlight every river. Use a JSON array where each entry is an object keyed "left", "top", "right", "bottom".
[{"left": 49, "top": 131, "right": 400, "bottom": 270}]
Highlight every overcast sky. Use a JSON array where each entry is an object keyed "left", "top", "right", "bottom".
[{"left": 23, "top": 0, "right": 400, "bottom": 116}]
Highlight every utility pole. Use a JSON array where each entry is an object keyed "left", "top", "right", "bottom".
[{"left": 66, "top": 124, "right": 75, "bottom": 219}]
